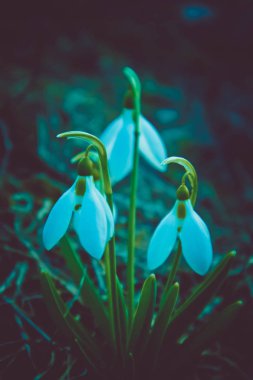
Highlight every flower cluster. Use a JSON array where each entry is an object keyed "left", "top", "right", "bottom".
[{"left": 43, "top": 122, "right": 213, "bottom": 276}]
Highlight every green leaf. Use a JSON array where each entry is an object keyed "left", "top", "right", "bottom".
[
  {"left": 81, "top": 274, "right": 112, "bottom": 342},
  {"left": 167, "top": 301, "right": 243, "bottom": 375},
  {"left": 163, "top": 251, "right": 235, "bottom": 349},
  {"left": 40, "top": 270, "right": 105, "bottom": 370},
  {"left": 59, "top": 236, "right": 111, "bottom": 344},
  {"left": 183, "top": 300, "right": 243, "bottom": 354},
  {"left": 148, "top": 282, "right": 179, "bottom": 365},
  {"left": 59, "top": 236, "right": 84, "bottom": 282},
  {"left": 128, "top": 274, "right": 157, "bottom": 356}
]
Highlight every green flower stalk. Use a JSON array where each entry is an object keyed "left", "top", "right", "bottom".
[{"left": 123, "top": 67, "right": 141, "bottom": 326}]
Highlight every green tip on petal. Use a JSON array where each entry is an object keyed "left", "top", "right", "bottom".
[{"left": 75, "top": 178, "right": 86, "bottom": 196}]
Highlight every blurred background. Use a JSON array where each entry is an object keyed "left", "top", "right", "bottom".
[{"left": 1, "top": 1, "right": 253, "bottom": 379}]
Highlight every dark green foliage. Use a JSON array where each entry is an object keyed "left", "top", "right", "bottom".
[{"left": 41, "top": 248, "right": 241, "bottom": 379}]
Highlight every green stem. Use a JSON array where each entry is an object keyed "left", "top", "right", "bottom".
[
  {"left": 123, "top": 67, "right": 141, "bottom": 327},
  {"left": 104, "top": 242, "right": 118, "bottom": 348},
  {"left": 160, "top": 242, "right": 182, "bottom": 309},
  {"left": 127, "top": 129, "right": 140, "bottom": 326},
  {"left": 106, "top": 193, "right": 123, "bottom": 358}
]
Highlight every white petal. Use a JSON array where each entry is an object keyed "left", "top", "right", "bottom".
[
  {"left": 112, "top": 201, "right": 117, "bottom": 221},
  {"left": 100, "top": 115, "right": 123, "bottom": 155},
  {"left": 90, "top": 182, "right": 114, "bottom": 240},
  {"left": 180, "top": 201, "right": 213, "bottom": 275},
  {"left": 74, "top": 177, "right": 109, "bottom": 259},
  {"left": 42, "top": 185, "right": 75, "bottom": 250},
  {"left": 139, "top": 115, "right": 167, "bottom": 171},
  {"left": 147, "top": 207, "right": 178, "bottom": 270},
  {"left": 101, "top": 109, "right": 134, "bottom": 184}
]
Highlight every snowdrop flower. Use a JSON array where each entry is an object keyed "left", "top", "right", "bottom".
[
  {"left": 147, "top": 185, "right": 212, "bottom": 275},
  {"left": 100, "top": 101, "right": 167, "bottom": 184},
  {"left": 43, "top": 157, "right": 114, "bottom": 260}
]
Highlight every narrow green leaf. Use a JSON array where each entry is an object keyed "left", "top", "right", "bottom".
[
  {"left": 176, "top": 251, "right": 236, "bottom": 317},
  {"left": 148, "top": 282, "right": 179, "bottom": 362},
  {"left": 40, "top": 270, "right": 105, "bottom": 370},
  {"left": 163, "top": 251, "right": 235, "bottom": 348},
  {"left": 128, "top": 274, "right": 157, "bottom": 356},
  {"left": 81, "top": 273, "right": 112, "bottom": 342},
  {"left": 59, "top": 235, "right": 84, "bottom": 282},
  {"left": 167, "top": 301, "right": 243, "bottom": 375},
  {"left": 59, "top": 236, "right": 111, "bottom": 344},
  {"left": 183, "top": 300, "right": 243, "bottom": 354}
]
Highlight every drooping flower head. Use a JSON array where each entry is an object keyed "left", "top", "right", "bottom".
[
  {"left": 43, "top": 155, "right": 114, "bottom": 259},
  {"left": 147, "top": 182, "right": 213, "bottom": 276},
  {"left": 100, "top": 91, "right": 167, "bottom": 184}
]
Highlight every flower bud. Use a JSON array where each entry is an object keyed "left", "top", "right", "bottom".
[
  {"left": 176, "top": 184, "right": 190, "bottom": 201},
  {"left": 77, "top": 157, "right": 93, "bottom": 176}
]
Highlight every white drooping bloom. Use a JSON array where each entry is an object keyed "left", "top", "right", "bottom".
[
  {"left": 100, "top": 108, "right": 167, "bottom": 184},
  {"left": 43, "top": 176, "right": 114, "bottom": 260},
  {"left": 147, "top": 196, "right": 213, "bottom": 276}
]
